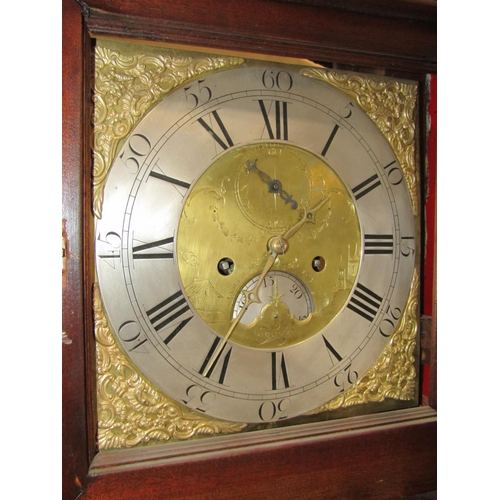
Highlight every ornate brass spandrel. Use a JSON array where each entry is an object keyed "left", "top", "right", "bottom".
[
  {"left": 309, "top": 268, "right": 419, "bottom": 415},
  {"left": 94, "top": 284, "right": 246, "bottom": 450},
  {"left": 92, "top": 41, "right": 244, "bottom": 218},
  {"left": 301, "top": 68, "right": 419, "bottom": 216}
]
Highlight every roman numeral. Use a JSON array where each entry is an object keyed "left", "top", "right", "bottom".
[
  {"left": 364, "top": 234, "right": 394, "bottom": 255},
  {"left": 146, "top": 291, "right": 192, "bottom": 333},
  {"left": 199, "top": 337, "right": 232, "bottom": 384},
  {"left": 347, "top": 283, "right": 383, "bottom": 322},
  {"left": 352, "top": 174, "right": 381, "bottom": 200},
  {"left": 132, "top": 237, "right": 174, "bottom": 260},
  {"left": 258, "top": 100, "right": 289, "bottom": 140},
  {"left": 320, "top": 124, "right": 340, "bottom": 157},
  {"left": 149, "top": 171, "right": 191, "bottom": 189},
  {"left": 163, "top": 316, "right": 194, "bottom": 346},
  {"left": 197, "top": 110, "right": 234, "bottom": 150},
  {"left": 322, "top": 335, "right": 343, "bottom": 366},
  {"left": 271, "top": 352, "right": 290, "bottom": 390},
  {"left": 149, "top": 159, "right": 191, "bottom": 189}
]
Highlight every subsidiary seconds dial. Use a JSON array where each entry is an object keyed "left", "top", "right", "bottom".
[{"left": 234, "top": 271, "right": 313, "bottom": 324}]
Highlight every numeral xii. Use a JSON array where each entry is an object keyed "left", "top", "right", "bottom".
[{"left": 258, "top": 100, "right": 289, "bottom": 140}]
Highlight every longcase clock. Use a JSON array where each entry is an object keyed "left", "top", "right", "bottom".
[{"left": 62, "top": 1, "right": 437, "bottom": 499}]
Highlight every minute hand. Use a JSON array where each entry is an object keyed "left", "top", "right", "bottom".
[
  {"left": 282, "top": 196, "right": 330, "bottom": 240},
  {"left": 202, "top": 251, "right": 277, "bottom": 377}
]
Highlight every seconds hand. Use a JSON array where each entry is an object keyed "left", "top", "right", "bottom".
[{"left": 201, "top": 195, "right": 329, "bottom": 377}]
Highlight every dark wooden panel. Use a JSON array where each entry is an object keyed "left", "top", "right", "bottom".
[
  {"left": 83, "top": 0, "right": 436, "bottom": 73},
  {"left": 62, "top": 0, "right": 89, "bottom": 498},
  {"left": 82, "top": 417, "right": 437, "bottom": 499},
  {"left": 281, "top": 0, "right": 437, "bottom": 20}
]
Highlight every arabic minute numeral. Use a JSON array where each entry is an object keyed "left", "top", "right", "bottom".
[
  {"left": 182, "top": 385, "right": 216, "bottom": 413},
  {"left": 334, "top": 364, "right": 359, "bottom": 393},
  {"left": 184, "top": 79, "right": 213, "bottom": 109},
  {"left": 258, "top": 398, "right": 291, "bottom": 421},
  {"left": 97, "top": 231, "right": 121, "bottom": 266},
  {"left": 119, "top": 133, "right": 152, "bottom": 174},
  {"left": 383, "top": 160, "right": 404, "bottom": 186},
  {"left": 401, "top": 236, "right": 415, "bottom": 257},
  {"left": 379, "top": 304, "right": 403, "bottom": 338},
  {"left": 118, "top": 321, "right": 149, "bottom": 353},
  {"left": 261, "top": 69, "right": 293, "bottom": 91},
  {"left": 340, "top": 102, "right": 355, "bottom": 119}
]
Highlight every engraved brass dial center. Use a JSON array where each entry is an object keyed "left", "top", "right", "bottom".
[{"left": 176, "top": 142, "right": 361, "bottom": 349}]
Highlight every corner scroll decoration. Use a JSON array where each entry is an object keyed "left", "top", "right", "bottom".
[
  {"left": 301, "top": 68, "right": 419, "bottom": 216},
  {"left": 94, "top": 284, "right": 246, "bottom": 450},
  {"left": 93, "top": 43, "right": 245, "bottom": 218}
]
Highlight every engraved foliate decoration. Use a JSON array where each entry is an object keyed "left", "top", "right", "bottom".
[{"left": 176, "top": 142, "right": 362, "bottom": 350}]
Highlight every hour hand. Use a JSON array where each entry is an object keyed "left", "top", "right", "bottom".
[{"left": 246, "top": 159, "right": 298, "bottom": 210}]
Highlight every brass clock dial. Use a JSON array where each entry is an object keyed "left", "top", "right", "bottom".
[{"left": 96, "top": 63, "right": 416, "bottom": 424}]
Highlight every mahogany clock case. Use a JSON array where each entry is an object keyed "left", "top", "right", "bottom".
[{"left": 62, "top": 1, "right": 437, "bottom": 499}]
